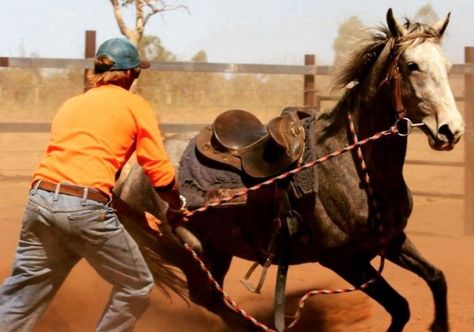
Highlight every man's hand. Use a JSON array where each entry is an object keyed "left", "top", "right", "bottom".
[{"left": 144, "top": 212, "right": 162, "bottom": 235}]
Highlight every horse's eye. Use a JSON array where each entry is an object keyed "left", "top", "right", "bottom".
[{"left": 407, "top": 62, "right": 420, "bottom": 72}]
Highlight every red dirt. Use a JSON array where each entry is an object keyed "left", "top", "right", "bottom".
[
  {"left": 1, "top": 130, "right": 473, "bottom": 331},
  {"left": 1, "top": 179, "right": 474, "bottom": 332}
]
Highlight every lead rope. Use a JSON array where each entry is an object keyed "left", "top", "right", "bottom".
[
  {"left": 183, "top": 126, "right": 397, "bottom": 218},
  {"left": 286, "top": 257, "right": 386, "bottom": 329},
  {"left": 175, "top": 34, "right": 431, "bottom": 331},
  {"left": 182, "top": 242, "right": 276, "bottom": 331},
  {"left": 286, "top": 111, "right": 388, "bottom": 329},
  {"left": 173, "top": 124, "right": 399, "bottom": 331},
  {"left": 347, "top": 111, "right": 383, "bottom": 231},
  {"left": 286, "top": 61, "right": 415, "bottom": 328}
]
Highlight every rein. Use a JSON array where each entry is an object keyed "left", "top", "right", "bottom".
[
  {"left": 170, "top": 35, "right": 428, "bottom": 331},
  {"left": 175, "top": 120, "right": 417, "bottom": 332},
  {"left": 287, "top": 49, "right": 427, "bottom": 328},
  {"left": 182, "top": 126, "right": 399, "bottom": 218},
  {"left": 173, "top": 116, "right": 421, "bottom": 331}
]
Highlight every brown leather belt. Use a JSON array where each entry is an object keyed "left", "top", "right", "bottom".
[{"left": 34, "top": 181, "right": 110, "bottom": 204}]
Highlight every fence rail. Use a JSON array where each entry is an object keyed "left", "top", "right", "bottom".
[
  {"left": 1, "top": 33, "right": 473, "bottom": 234},
  {"left": 0, "top": 56, "right": 321, "bottom": 75},
  {"left": 3, "top": 56, "right": 474, "bottom": 76},
  {"left": 0, "top": 123, "right": 205, "bottom": 134}
]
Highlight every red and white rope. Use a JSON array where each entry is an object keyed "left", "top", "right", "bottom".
[
  {"left": 184, "top": 125, "right": 398, "bottom": 218},
  {"left": 172, "top": 124, "right": 399, "bottom": 330},
  {"left": 183, "top": 243, "right": 277, "bottom": 331}
]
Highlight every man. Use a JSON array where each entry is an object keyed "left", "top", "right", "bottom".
[{"left": 0, "top": 38, "right": 185, "bottom": 331}]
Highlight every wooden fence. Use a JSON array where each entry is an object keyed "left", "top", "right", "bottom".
[{"left": 1, "top": 31, "right": 473, "bottom": 234}]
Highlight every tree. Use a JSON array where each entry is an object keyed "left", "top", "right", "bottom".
[
  {"left": 138, "top": 35, "right": 176, "bottom": 61},
  {"left": 109, "top": 0, "right": 189, "bottom": 45},
  {"left": 133, "top": 35, "right": 177, "bottom": 101},
  {"left": 191, "top": 50, "right": 207, "bottom": 63},
  {"left": 414, "top": 3, "right": 439, "bottom": 24},
  {"left": 332, "top": 16, "right": 370, "bottom": 66}
]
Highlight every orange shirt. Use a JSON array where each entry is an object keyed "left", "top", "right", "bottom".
[{"left": 33, "top": 84, "right": 175, "bottom": 194}]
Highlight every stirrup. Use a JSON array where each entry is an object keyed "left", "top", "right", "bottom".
[{"left": 240, "top": 258, "right": 272, "bottom": 294}]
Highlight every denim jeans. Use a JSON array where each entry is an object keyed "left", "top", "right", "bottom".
[{"left": 0, "top": 186, "right": 154, "bottom": 332}]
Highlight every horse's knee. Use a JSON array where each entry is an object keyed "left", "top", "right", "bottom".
[
  {"left": 388, "top": 297, "right": 410, "bottom": 332},
  {"left": 428, "top": 268, "right": 447, "bottom": 295},
  {"left": 397, "top": 296, "right": 410, "bottom": 321}
]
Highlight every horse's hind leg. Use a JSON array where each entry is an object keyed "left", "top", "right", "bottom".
[
  {"left": 386, "top": 234, "right": 448, "bottom": 332},
  {"left": 324, "top": 259, "right": 410, "bottom": 332}
]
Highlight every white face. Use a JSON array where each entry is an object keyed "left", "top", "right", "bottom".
[{"left": 402, "top": 40, "right": 465, "bottom": 151}]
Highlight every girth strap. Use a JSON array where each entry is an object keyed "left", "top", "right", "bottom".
[
  {"left": 240, "top": 209, "right": 282, "bottom": 294},
  {"left": 273, "top": 188, "right": 293, "bottom": 332},
  {"left": 240, "top": 183, "right": 296, "bottom": 331}
]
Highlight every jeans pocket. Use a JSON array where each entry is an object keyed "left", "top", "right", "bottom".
[
  {"left": 68, "top": 208, "right": 104, "bottom": 221},
  {"left": 71, "top": 209, "right": 122, "bottom": 247}
]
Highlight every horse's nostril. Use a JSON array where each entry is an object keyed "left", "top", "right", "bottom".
[{"left": 438, "top": 124, "right": 454, "bottom": 142}]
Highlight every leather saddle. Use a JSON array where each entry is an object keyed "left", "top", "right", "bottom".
[{"left": 196, "top": 108, "right": 310, "bottom": 178}]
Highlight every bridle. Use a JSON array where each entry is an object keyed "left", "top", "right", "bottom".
[{"left": 381, "top": 32, "right": 438, "bottom": 135}]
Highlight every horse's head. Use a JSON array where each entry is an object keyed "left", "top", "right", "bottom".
[
  {"left": 386, "top": 8, "right": 465, "bottom": 150},
  {"left": 334, "top": 8, "right": 465, "bottom": 151}
]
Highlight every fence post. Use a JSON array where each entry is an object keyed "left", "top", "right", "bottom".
[
  {"left": 465, "top": 47, "right": 474, "bottom": 235},
  {"left": 84, "top": 30, "right": 96, "bottom": 91},
  {"left": 304, "top": 54, "right": 316, "bottom": 107}
]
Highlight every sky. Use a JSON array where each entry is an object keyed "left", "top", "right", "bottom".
[{"left": 1, "top": 0, "right": 474, "bottom": 65}]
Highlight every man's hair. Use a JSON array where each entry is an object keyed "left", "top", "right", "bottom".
[{"left": 87, "top": 55, "right": 140, "bottom": 87}]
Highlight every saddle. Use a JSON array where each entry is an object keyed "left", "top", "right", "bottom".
[{"left": 196, "top": 108, "right": 309, "bottom": 178}]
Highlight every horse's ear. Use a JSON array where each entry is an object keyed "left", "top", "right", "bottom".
[
  {"left": 386, "top": 8, "right": 406, "bottom": 38},
  {"left": 432, "top": 12, "right": 451, "bottom": 38}
]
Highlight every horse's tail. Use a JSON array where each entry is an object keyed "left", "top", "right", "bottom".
[
  {"left": 113, "top": 166, "right": 189, "bottom": 302},
  {"left": 114, "top": 196, "right": 190, "bottom": 302},
  {"left": 137, "top": 237, "right": 189, "bottom": 302}
]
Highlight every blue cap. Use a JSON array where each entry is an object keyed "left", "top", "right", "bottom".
[{"left": 96, "top": 38, "right": 150, "bottom": 70}]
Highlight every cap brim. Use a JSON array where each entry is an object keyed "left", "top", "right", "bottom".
[{"left": 139, "top": 59, "right": 150, "bottom": 69}]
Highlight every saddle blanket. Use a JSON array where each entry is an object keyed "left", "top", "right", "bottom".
[{"left": 178, "top": 116, "right": 318, "bottom": 210}]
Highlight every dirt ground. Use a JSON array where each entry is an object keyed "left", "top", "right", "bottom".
[{"left": 1, "top": 132, "right": 473, "bottom": 332}]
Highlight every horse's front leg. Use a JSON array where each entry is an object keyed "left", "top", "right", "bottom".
[
  {"left": 386, "top": 233, "right": 448, "bottom": 332},
  {"left": 323, "top": 258, "right": 410, "bottom": 332}
]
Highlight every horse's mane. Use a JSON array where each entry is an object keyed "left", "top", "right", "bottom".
[{"left": 333, "top": 19, "right": 442, "bottom": 91}]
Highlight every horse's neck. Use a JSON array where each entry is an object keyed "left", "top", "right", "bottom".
[
  {"left": 356, "top": 91, "right": 408, "bottom": 185},
  {"left": 314, "top": 89, "right": 411, "bottom": 234},
  {"left": 332, "top": 88, "right": 408, "bottom": 176}
]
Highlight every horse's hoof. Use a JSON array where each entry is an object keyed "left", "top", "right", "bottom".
[{"left": 430, "top": 322, "right": 449, "bottom": 332}]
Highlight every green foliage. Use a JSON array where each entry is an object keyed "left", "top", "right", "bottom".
[
  {"left": 332, "top": 4, "right": 439, "bottom": 67},
  {"left": 138, "top": 35, "right": 176, "bottom": 62},
  {"left": 191, "top": 50, "right": 207, "bottom": 63},
  {"left": 0, "top": 67, "right": 83, "bottom": 121},
  {"left": 1, "top": 59, "right": 305, "bottom": 124},
  {"left": 332, "top": 16, "right": 369, "bottom": 67},
  {"left": 414, "top": 3, "right": 439, "bottom": 24},
  {"left": 129, "top": 36, "right": 305, "bottom": 124},
  {"left": 0, "top": 0, "right": 305, "bottom": 122}
]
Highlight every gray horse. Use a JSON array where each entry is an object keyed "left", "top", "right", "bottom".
[{"left": 114, "top": 8, "right": 464, "bottom": 332}]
